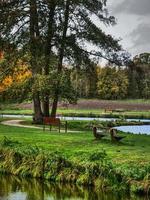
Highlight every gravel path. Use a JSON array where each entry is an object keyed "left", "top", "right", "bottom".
[
  {"left": 1, "top": 120, "right": 42, "bottom": 129},
  {"left": 1, "top": 120, "right": 81, "bottom": 133}
]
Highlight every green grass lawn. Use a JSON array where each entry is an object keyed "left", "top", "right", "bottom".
[{"left": 0, "top": 123, "right": 150, "bottom": 166}]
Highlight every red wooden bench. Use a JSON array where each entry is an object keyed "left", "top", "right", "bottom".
[{"left": 43, "top": 117, "right": 67, "bottom": 133}]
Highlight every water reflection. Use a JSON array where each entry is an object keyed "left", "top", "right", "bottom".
[{"left": 0, "top": 175, "right": 147, "bottom": 200}]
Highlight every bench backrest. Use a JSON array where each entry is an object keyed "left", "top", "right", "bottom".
[
  {"left": 109, "top": 128, "right": 117, "bottom": 136},
  {"left": 43, "top": 117, "right": 60, "bottom": 125},
  {"left": 109, "top": 128, "right": 117, "bottom": 141},
  {"left": 105, "top": 108, "right": 112, "bottom": 112},
  {"left": 93, "top": 127, "right": 97, "bottom": 138}
]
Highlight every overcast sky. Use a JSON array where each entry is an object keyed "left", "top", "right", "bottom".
[{"left": 101, "top": 0, "right": 150, "bottom": 57}]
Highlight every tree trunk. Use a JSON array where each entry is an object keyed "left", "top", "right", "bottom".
[
  {"left": 51, "top": 93, "right": 59, "bottom": 117},
  {"left": 30, "top": 0, "right": 43, "bottom": 123},
  {"left": 33, "top": 93, "right": 43, "bottom": 124},
  {"left": 51, "top": 0, "right": 70, "bottom": 117},
  {"left": 42, "top": 3, "right": 56, "bottom": 117},
  {"left": 42, "top": 96, "right": 50, "bottom": 117}
]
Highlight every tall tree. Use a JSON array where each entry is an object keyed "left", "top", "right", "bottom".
[
  {"left": 50, "top": 0, "right": 127, "bottom": 117},
  {"left": 0, "top": 0, "right": 57, "bottom": 121},
  {"left": 0, "top": 0, "right": 129, "bottom": 120},
  {"left": 29, "top": 0, "right": 43, "bottom": 123},
  {"left": 51, "top": 0, "right": 70, "bottom": 117},
  {"left": 0, "top": 0, "right": 43, "bottom": 122},
  {"left": 42, "top": 1, "right": 56, "bottom": 117}
]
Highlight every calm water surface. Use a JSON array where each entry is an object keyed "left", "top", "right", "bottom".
[
  {"left": 2, "top": 114, "right": 150, "bottom": 122},
  {"left": 0, "top": 175, "right": 147, "bottom": 200},
  {"left": 115, "top": 125, "right": 150, "bottom": 135}
]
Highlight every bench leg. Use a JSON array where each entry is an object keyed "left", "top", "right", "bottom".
[
  {"left": 65, "top": 121, "right": 67, "bottom": 133},
  {"left": 58, "top": 124, "right": 60, "bottom": 133}
]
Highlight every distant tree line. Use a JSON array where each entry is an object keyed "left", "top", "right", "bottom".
[
  {"left": 71, "top": 53, "right": 150, "bottom": 100},
  {"left": 1, "top": 51, "right": 149, "bottom": 108}
]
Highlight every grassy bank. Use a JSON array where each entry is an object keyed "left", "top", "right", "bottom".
[
  {"left": 1, "top": 108, "right": 150, "bottom": 119},
  {"left": 0, "top": 121, "right": 150, "bottom": 195}
]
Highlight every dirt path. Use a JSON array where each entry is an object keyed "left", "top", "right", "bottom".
[
  {"left": 1, "top": 120, "right": 81, "bottom": 133},
  {"left": 1, "top": 120, "right": 42, "bottom": 129}
]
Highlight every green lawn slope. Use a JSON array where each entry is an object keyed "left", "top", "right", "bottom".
[{"left": 0, "top": 121, "right": 150, "bottom": 195}]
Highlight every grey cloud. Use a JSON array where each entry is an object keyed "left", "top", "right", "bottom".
[
  {"left": 129, "top": 23, "right": 150, "bottom": 52},
  {"left": 113, "top": 0, "right": 150, "bottom": 16}
]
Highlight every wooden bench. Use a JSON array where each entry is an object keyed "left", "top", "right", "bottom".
[
  {"left": 109, "top": 128, "right": 125, "bottom": 142},
  {"left": 93, "top": 127, "right": 107, "bottom": 140},
  {"left": 105, "top": 109, "right": 113, "bottom": 113},
  {"left": 112, "top": 109, "right": 124, "bottom": 113},
  {"left": 105, "top": 109, "right": 124, "bottom": 113},
  {"left": 43, "top": 117, "right": 67, "bottom": 133}
]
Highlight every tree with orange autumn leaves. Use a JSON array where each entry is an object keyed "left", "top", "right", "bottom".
[{"left": 0, "top": 51, "right": 32, "bottom": 94}]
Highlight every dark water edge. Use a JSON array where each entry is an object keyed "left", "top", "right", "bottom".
[{"left": 0, "top": 175, "right": 147, "bottom": 200}]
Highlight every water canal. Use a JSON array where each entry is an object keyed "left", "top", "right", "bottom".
[
  {"left": 0, "top": 175, "right": 147, "bottom": 200},
  {"left": 2, "top": 114, "right": 150, "bottom": 122}
]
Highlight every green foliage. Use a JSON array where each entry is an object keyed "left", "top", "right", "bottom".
[
  {"left": 97, "top": 66, "right": 129, "bottom": 99},
  {"left": 118, "top": 164, "right": 150, "bottom": 181},
  {"left": 58, "top": 70, "right": 77, "bottom": 104},
  {"left": 1, "top": 136, "right": 20, "bottom": 147},
  {"left": 88, "top": 150, "right": 108, "bottom": 162},
  {"left": 71, "top": 67, "right": 98, "bottom": 98},
  {"left": 0, "top": 78, "right": 32, "bottom": 103}
]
